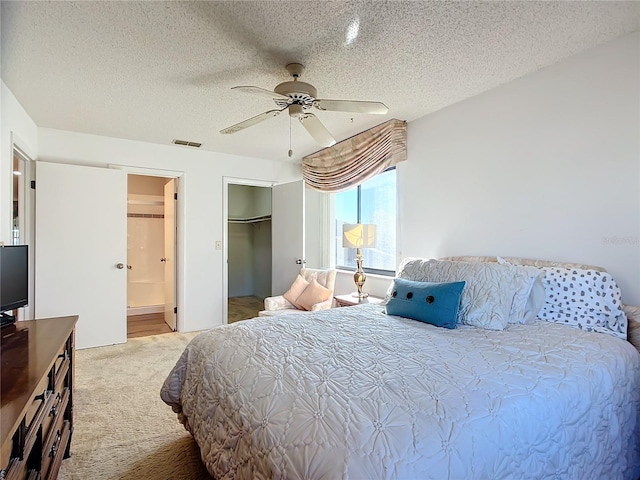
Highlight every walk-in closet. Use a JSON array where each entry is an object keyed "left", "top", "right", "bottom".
[{"left": 227, "top": 184, "right": 272, "bottom": 323}]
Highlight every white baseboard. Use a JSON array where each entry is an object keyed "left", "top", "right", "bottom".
[{"left": 127, "top": 305, "right": 164, "bottom": 316}]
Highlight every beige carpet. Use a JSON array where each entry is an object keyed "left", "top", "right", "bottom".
[{"left": 59, "top": 332, "right": 212, "bottom": 480}]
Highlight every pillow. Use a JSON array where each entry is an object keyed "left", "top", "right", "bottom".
[
  {"left": 295, "top": 279, "right": 332, "bottom": 311},
  {"left": 537, "top": 266, "right": 627, "bottom": 339},
  {"left": 496, "top": 257, "right": 546, "bottom": 324},
  {"left": 397, "top": 258, "right": 532, "bottom": 330},
  {"left": 283, "top": 274, "right": 309, "bottom": 309},
  {"left": 385, "top": 278, "right": 465, "bottom": 329},
  {"left": 523, "top": 272, "right": 545, "bottom": 323}
]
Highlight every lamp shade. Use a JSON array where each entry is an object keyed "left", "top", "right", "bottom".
[{"left": 342, "top": 224, "right": 376, "bottom": 249}]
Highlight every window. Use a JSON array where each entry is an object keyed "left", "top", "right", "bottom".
[{"left": 335, "top": 168, "right": 396, "bottom": 275}]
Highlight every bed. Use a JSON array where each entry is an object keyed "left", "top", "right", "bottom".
[{"left": 161, "top": 257, "right": 640, "bottom": 479}]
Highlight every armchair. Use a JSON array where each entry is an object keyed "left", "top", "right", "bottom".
[{"left": 259, "top": 268, "right": 337, "bottom": 317}]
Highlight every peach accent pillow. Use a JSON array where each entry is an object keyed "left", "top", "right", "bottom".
[
  {"left": 283, "top": 275, "right": 309, "bottom": 309},
  {"left": 296, "top": 279, "right": 332, "bottom": 311}
]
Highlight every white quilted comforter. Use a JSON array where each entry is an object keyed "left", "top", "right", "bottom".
[{"left": 161, "top": 304, "right": 640, "bottom": 480}]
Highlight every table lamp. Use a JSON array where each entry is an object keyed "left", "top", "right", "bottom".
[{"left": 342, "top": 223, "right": 376, "bottom": 298}]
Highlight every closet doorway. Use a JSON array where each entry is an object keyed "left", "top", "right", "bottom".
[
  {"left": 126, "top": 174, "right": 177, "bottom": 338},
  {"left": 227, "top": 183, "right": 272, "bottom": 323}
]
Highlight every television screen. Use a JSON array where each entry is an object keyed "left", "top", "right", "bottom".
[{"left": 0, "top": 245, "right": 29, "bottom": 313}]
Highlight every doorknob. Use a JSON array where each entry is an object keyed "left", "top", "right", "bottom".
[
  {"left": 127, "top": 265, "right": 132, "bottom": 270},
  {"left": 116, "top": 263, "right": 124, "bottom": 269},
  {"left": 160, "top": 257, "right": 167, "bottom": 262},
  {"left": 296, "top": 259, "right": 306, "bottom": 265}
]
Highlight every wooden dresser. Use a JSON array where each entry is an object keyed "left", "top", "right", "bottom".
[{"left": 1, "top": 316, "right": 77, "bottom": 480}]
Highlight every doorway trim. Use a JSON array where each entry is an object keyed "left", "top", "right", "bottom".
[
  {"left": 222, "top": 176, "right": 275, "bottom": 324},
  {"left": 109, "top": 164, "right": 185, "bottom": 331},
  {"left": 10, "top": 132, "right": 36, "bottom": 320}
]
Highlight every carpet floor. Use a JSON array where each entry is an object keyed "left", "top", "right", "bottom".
[
  {"left": 59, "top": 331, "right": 212, "bottom": 480},
  {"left": 228, "top": 295, "right": 264, "bottom": 324}
]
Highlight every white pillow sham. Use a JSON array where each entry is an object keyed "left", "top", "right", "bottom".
[
  {"left": 397, "top": 258, "right": 532, "bottom": 330},
  {"left": 496, "top": 257, "right": 546, "bottom": 324}
]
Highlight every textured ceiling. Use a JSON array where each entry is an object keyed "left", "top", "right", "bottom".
[{"left": 1, "top": 1, "right": 639, "bottom": 162}]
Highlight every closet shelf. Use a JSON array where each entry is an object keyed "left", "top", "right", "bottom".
[{"left": 228, "top": 215, "right": 271, "bottom": 224}]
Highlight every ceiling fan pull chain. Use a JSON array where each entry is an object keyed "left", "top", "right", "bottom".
[{"left": 288, "top": 116, "right": 293, "bottom": 158}]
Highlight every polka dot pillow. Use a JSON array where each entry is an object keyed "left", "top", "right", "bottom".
[{"left": 537, "top": 267, "right": 627, "bottom": 339}]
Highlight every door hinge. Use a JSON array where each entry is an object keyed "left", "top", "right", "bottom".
[
  {"left": 174, "top": 193, "right": 177, "bottom": 200},
  {"left": 30, "top": 180, "right": 36, "bottom": 189},
  {"left": 174, "top": 307, "right": 177, "bottom": 314}
]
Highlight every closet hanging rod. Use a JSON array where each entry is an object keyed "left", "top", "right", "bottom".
[{"left": 228, "top": 214, "right": 271, "bottom": 224}]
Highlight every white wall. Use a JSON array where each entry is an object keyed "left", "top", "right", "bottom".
[
  {"left": 228, "top": 222, "right": 255, "bottom": 297},
  {"left": 228, "top": 221, "right": 272, "bottom": 299},
  {"left": 228, "top": 184, "right": 254, "bottom": 219},
  {"left": 229, "top": 184, "right": 272, "bottom": 219},
  {"left": 252, "top": 186, "right": 272, "bottom": 218},
  {"left": 399, "top": 32, "right": 640, "bottom": 305},
  {"left": 0, "top": 81, "right": 38, "bottom": 242},
  {"left": 37, "top": 128, "right": 300, "bottom": 331},
  {"left": 252, "top": 220, "right": 272, "bottom": 299}
]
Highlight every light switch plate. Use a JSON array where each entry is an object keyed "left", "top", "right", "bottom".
[{"left": 215, "top": 241, "right": 222, "bottom": 250}]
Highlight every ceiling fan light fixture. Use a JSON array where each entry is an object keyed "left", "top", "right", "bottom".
[{"left": 289, "top": 104, "right": 304, "bottom": 118}]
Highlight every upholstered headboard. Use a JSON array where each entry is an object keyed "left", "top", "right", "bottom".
[
  {"left": 440, "top": 256, "right": 640, "bottom": 352},
  {"left": 441, "top": 256, "right": 607, "bottom": 272}
]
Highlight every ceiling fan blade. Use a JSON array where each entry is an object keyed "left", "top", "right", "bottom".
[
  {"left": 231, "top": 86, "right": 289, "bottom": 101},
  {"left": 314, "top": 99, "right": 389, "bottom": 115},
  {"left": 220, "top": 108, "right": 285, "bottom": 134},
  {"left": 299, "top": 113, "right": 336, "bottom": 147}
]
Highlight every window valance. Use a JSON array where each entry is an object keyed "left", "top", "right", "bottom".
[{"left": 302, "top": 118, "right": 407, "bottom": 192}]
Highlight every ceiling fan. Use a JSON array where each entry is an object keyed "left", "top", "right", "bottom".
[{"left": 220, "top": 63, "right": 389, "bottom": 148}]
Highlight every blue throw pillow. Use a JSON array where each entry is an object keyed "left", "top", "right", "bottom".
[{"left": 385, "top": 278, "right": 466, "bottom": 329}]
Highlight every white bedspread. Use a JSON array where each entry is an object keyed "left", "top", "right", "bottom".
[{"left": 161, "top": 304, "right": 640, "bottom": 479}]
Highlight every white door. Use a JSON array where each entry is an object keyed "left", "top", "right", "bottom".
[
  {"left": 35, "top": 162, "right": 127, "bottom": 349},
  {"left": 163, "top": 179, "right": 176, "bottom": 330},
  {"left": 271, "top": 180, "right": 305, "bottom": 295}
]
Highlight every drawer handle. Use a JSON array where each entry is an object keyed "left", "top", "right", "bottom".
[
  {"left": 50, "top": 392, "right": 62, "bottom": 416},
  {"left": 49, "top": 430, "right": 61, "bottom": 458}
]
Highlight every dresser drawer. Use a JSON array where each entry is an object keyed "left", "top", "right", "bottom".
[
  {"left": 41, "top": 421, "right": 70, "bottom": 480},
  {"left": 40, "top": 388, "right": 69, "bottom": 480},
  {"left": 3, "top": 457, "right": 27, "bottom": 480},
  {"left": 52, "top": 348, "right": 70, "bottom": 390},
  {"left": 23, "top": 390, "right": 56, "bottom": 460},
  {"left": 53, "top": 359, "right": 69, "bottom": 395},
  {"left": 1, "top": 382, "right": 51, "bottom": 476},
  {"left": 41, "top": 388, "right": 69, "bottom": 447},
  {"left": 24, "top": 376, "right": 50, "bottom": 430}
]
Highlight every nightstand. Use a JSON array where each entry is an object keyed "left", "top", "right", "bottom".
[{"left": 334, "top": 294, "right": 384, "bottom": 307}]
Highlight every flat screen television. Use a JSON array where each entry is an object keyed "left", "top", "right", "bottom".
[{"left": 0, "top": 245, "right": 29, "bottom": 326}]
